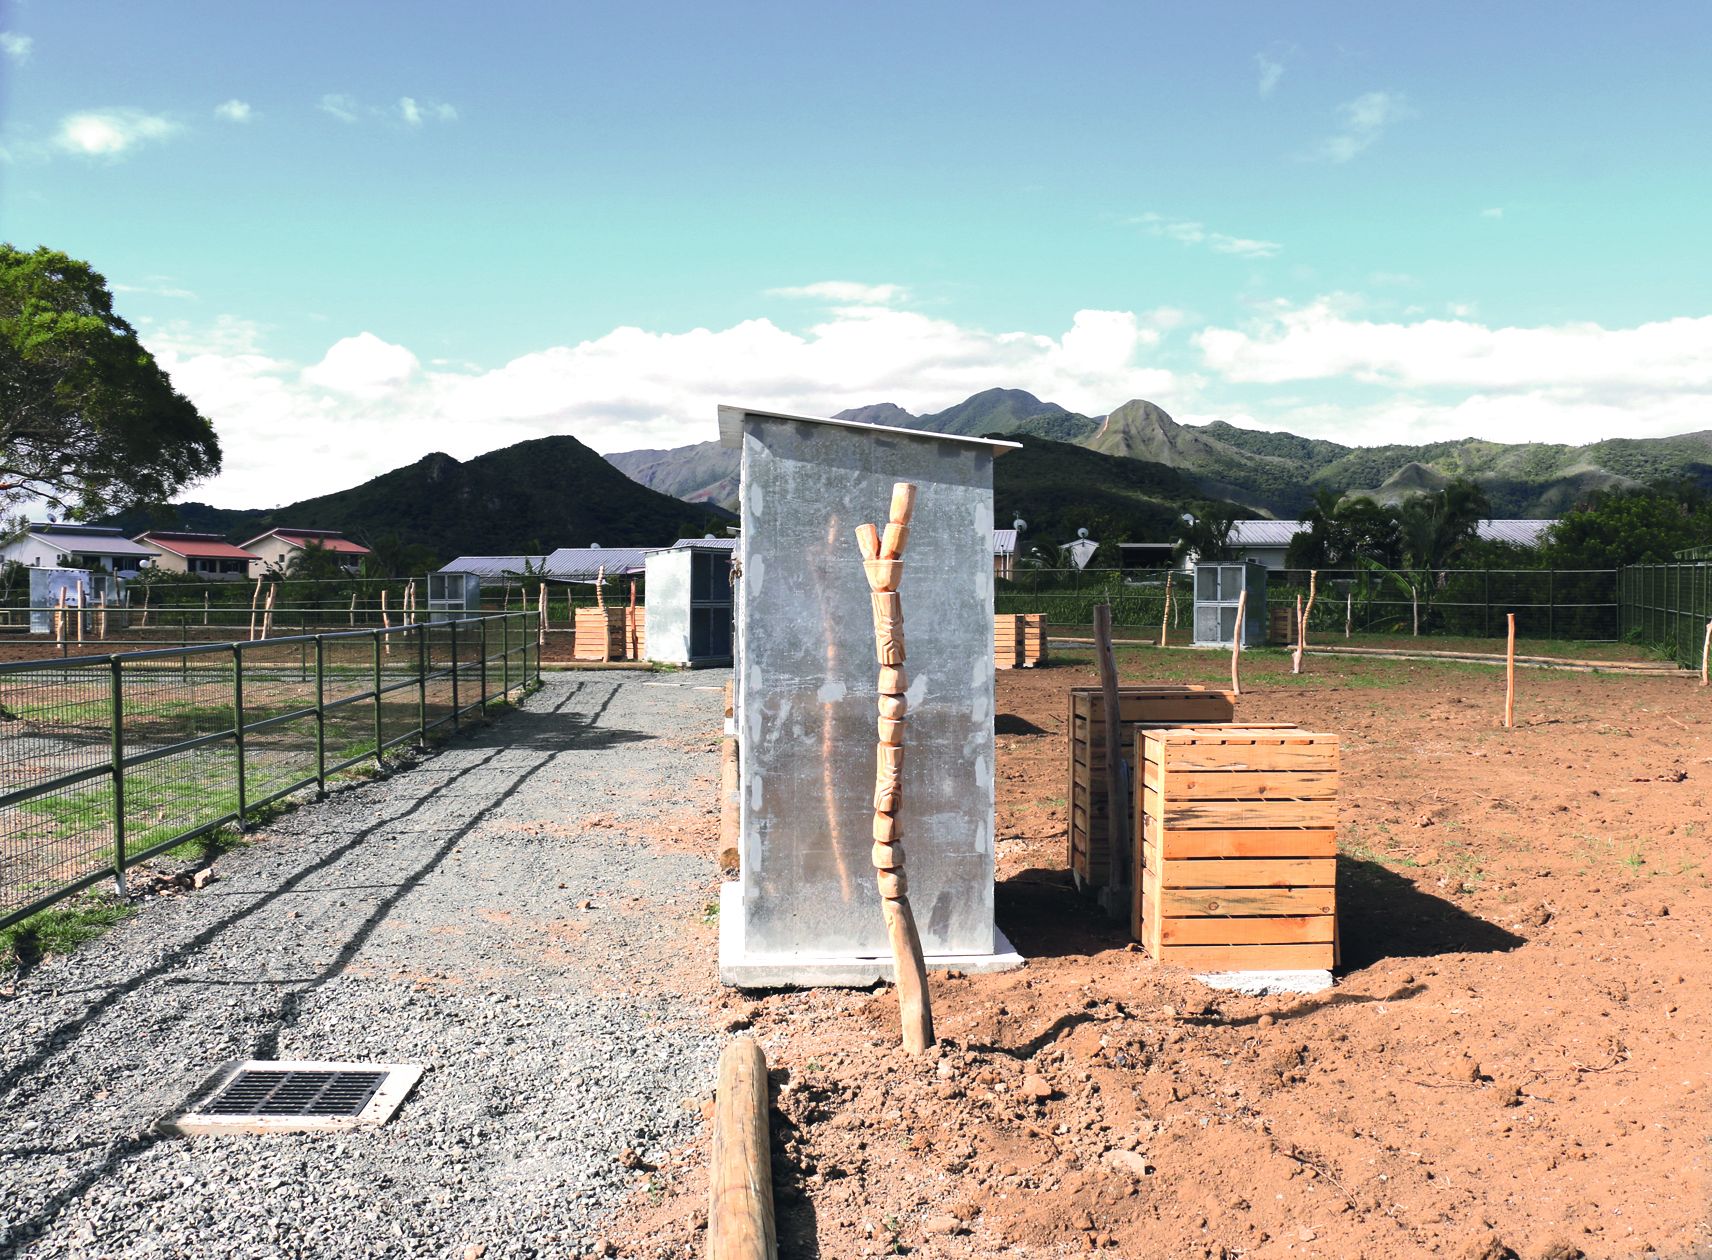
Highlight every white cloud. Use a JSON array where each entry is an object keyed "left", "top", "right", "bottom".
[
  {"left": 114, "top": 280, "right": 198, "bottom": 301},
  {"left": 144, "top": 305, "right": 1179, "bottom": 506},
  {"left": 301, "top": 331, "right": 421, "bottom": 396},
  {"left": 399, "top": 97, "right": 423, "bottom": 125},
  {"left": 1313, "top": 90, "right": 1412, "bottom": 162},
  {"left": 1480, "top": 206, "right": 1504, "bottom": 219},
  {"left": 318, "top": 93, "right": 360, "bottom": 123},
  {"left": 1255, "top": 45, "right": 1292, "bottom": 97},
  {"left": 1134, "top": 213, "right": 1281, "bottom": 259},
  {"left": 214, "top": 99, "right": 252, "bottom": 123},
  {"left": 1196, "top": 299, "right": 1712, "bottom": 393},
  {"left": 54, "top": 109, "right": 179, "bottom": 157},
  {"left": 1, "top": 31, "right": 32, "bottom": 63},
  {"left": 767, "top": 281, "right": 907, "bottom": 305},
  {"left": 433, "top": 103, "right": 458, "bottom": 122}
]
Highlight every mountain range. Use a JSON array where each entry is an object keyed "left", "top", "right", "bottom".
[
  {"left": 109, "top": 434, "right": 733, "bottom": 562},
  {"left": 607, "top": 388, "right": 1712, "bottom": 522}
]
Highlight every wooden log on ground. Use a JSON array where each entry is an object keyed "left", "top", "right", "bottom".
[{"left": 708, "top": 1037, "right": 777, "bottom": 1260}]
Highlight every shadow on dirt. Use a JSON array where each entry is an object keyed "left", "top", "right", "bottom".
[
  {"left": 994, "top": 856, "right": 1525, "bottom": 972},
  {"left": 995, "top": 713, "right": 1050, "bottom": 737}
]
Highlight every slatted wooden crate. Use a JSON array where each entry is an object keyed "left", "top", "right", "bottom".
[
  {"left": 1022, "top": 613, "right": 1047, "bottom": 665},
  {"left": 1067, "top": 686, "right": 1239, "bottom": 891},
  {"left": 995, "top": 614, "right": 1025, "bottom": 669},
  {"left": 995, "top": 613, "right": 1048, "bottom": 669},
  {"left": 1132, "top": 725, "right": 1338, "bottom": 971},
  {"left": 626, "top": 606, "right": 646, "bottom": 660},
  {"left": 573, "top": 607, "right": 628, "bottom": 661}
]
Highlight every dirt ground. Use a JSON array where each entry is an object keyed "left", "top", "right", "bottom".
[{"left": 612, "top": 646, "right": 1711, "bottom": 1260}]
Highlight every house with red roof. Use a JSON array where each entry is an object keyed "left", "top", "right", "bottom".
[
  {"left": 239, "top": 528, "right": 372, "bottom": 575},
  {"left": 133, "top": 530, "right": 258, "bottom": 580}
]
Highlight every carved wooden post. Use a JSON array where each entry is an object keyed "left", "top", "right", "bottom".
[
  {"left": 856, "top": 481, "right": 934, "bottom": 1054},
  {"left": 1158, "top": 571, "right": 1172, "bottom": 648},
  {"left": 249, "top": 577, "right": 263, "bottom": 640},
  {"left": 1230, "top": 588, "right": 1246, "bottom": 696}
]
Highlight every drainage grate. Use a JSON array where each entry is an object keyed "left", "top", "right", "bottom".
[
  {"left": 203, "top": 1068, "right": 390, "bottom": 1118},
  {"left": 159, "top": 1059, "right": 424, "bottom": 1136}
]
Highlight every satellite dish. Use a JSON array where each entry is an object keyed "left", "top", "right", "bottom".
[
  {"left": 1012, "top": 518, "right": 1027, "bottom": 533},
  {"left": 590, "top": 542, "right": 602, "bottom": 549},
  {"left": 1077, "top": 527, "right": 1089, "bottom": 540},
  {"left": 1180, "top": 513, "right": 1196, "bottom": 527}
]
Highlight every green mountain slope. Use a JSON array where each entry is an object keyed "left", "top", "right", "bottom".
[{"left": 111, "top": 435, "right": 732, "bottom": 562}]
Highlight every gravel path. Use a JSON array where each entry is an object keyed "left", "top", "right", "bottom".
[{"left": 0, "top": 671, "right": 729, "bottom": 1259}]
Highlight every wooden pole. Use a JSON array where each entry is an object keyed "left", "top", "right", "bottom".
[
  {"left": 349, "top": 591, "right": 357, "bottom": 627},
  {"left": 98, "top": 590, "right": 108, "bottom": 641},
  {"left": 138, "top": 583, "right": 150, "bottom": 629},
  {"left": 708, "top": 1037, "right": 777, "bottom": 1260},
  {"left": 261, "top": 586, "right": 275, "bottom": 639},
  {"left": 1504, "top": 612, "right": 1517, "bottom": 728},
  {"left": 203, "top": 589, "right": 210, "bottom": 627},
  {"left": 1291, "top": 593, "right": 1304, "bottom": 675},
  {"left": 1345, "top": 590, "right": 1352, "bottom": 639},
  {"left": 381, "top": 588, "right": 391, "bottom": 654},
  {"left": 1093, "top": 602, "right": 1127, "bottom": 894},
  {"left": 858, "top": 480, "right": 934, "bottom": 1054},
  {"left": 75, "top": 582, "right": 84, "bottom": 646},
  {"left": 595, "top": 564, "right": 606, "bottom": 611},
  {"left": 1411, "top": 584, "right": 1419, "bottom": 636},
  {"left": 1158, "top": 572, "right": 1172, "bottom": 648},
  {"left": 249, "top": 577, "right": 263, "bottom": 640},
  {"left": 1701, "top": 619, "right": 1711, "bottom": 687},
  {"left": 538, "top": 582, "right": 547, "bottom": 645},
  {"left": 1230, "top": 589, "right": 1246, "bottom": 696},
  {"left": 55, "top": 588, "right": 65, "bottom": 645}
]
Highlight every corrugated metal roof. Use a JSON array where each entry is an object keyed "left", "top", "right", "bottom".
[
  {"left": 25, "top": 528, "right": 155, "bottom": 557},
  {"left": 671, "top": 537, "right": 738, "bottom": 550},
  {"left": 542, "top": 547, "right": 648, "bottom": 579},
  {"left": 993, "top": 529, "right": 1017, "bottom": 556},
  {"left": 1229, "top": 518, "right": 1557, "bottom": 549},
  {"left": 438, "top": 555, "right": 546, "bottom": 578}
]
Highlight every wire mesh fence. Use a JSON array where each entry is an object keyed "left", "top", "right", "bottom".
[
  {"left": 0, "top": 612, "right": 539, "bottom": 930},
  {"left": 995, "top": 567, "right": 1621, "bottom": 641},
  {"left": 1618, "top": 563, "right": 1712, "bottom": 668}
]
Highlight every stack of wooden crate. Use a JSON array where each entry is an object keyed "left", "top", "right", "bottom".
[
  {"left": 573, "top": 607, "right": 628, "bottom": 661},
  {"left": 1133, "top": 725, "right": 1338, "bottom": 971},
  {"left": 995, "top": 613, "right": 1048, "bottom": 669},
  {"left": 995, "top": 614, "right": 1025, "bottom": 669},
  {"left": 1066, "top": 685, "right": 1237, "bottom": 890}
]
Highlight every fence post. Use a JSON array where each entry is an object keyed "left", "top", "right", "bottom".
[
  {"left": 232, "top": 643, "right": 247, "bottom": 832},
  {"left": 450, "top": 619, "right": 461, "bottom": 732},
  {"left": 1548, "top": 569, "right": 1555, "bottom": 639},
  {"left": 372, "top": 629, "right": 384, "bottom": 767},
  {"left": 479, "top": 617, "right": 489, "bottom": 715},
  {"left": 1483, "top": 571, "right": 1491, "bottom": 639},
  {"left": 417, "top": 623, "right": 428, "bottom": 745},
  {"left": 501, "top": 613, "right": 511, "bottom": 698},
  {"left": 110, "top": 655, "right": 127, "bottom": 897},
  {"left": 314, "top": 636, "right": 326, "bottom": 797}
]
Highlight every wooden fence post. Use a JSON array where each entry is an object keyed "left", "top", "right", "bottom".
[
  {"left": 1230, "top": 588, "right": 1246, "bottom": 696},
  {"left": 1504, "top": 613, "right": 1517, "bottom": 728}
]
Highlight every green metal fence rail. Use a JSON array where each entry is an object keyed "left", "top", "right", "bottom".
[
  {"left": 1618, "top": 563, "right": 1712, "bottom": 667},
  {"left": 0, "top": 612, "right": 540, "bottom": 930},
  {"left": 996, "top": 567, "right": 1621, "bottom": 640}
]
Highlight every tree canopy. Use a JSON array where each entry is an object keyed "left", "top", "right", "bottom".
[{"left": 1, "top": 244, "right": 220, "bottom": 516}]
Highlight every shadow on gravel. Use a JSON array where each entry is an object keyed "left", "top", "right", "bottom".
[{"left": 0, "top": 679, "right": 630, "bottom": 1253}]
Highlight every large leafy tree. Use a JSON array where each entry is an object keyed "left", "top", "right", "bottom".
[{"left": 1, "top": 244, "right": 220, "bottom": 515}]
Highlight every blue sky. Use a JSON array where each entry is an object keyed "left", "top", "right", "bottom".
[{"left": 4, "top": 1, "right": 1710, "bottom": 506}]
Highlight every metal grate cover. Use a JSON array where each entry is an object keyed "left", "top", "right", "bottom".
[{"left": 160, "top": 1059, "right": 423, "bottom": 1136}]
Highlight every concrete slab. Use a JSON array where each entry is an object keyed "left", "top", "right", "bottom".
[
  {"left": 717, "top": 880, "right": 1023, "bottom": 988},
  {"left": 1194, "top": 969, "right": 1334, "bottom": 995}
]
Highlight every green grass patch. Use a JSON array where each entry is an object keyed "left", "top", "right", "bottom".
[{"left": 1, "top": 893, "right": 135, "bottom": 972}]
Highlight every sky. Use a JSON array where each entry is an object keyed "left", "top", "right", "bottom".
[{"left": 3, "top": 1, "right": 1711, "bottom": 508}]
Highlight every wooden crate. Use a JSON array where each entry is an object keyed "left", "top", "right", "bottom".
[
  {"left": 1022, "top": 613, "right": 1047, "bottom": 666},
  {"left": 626, "top": 606, "right": 646, "bottom": 660},
  {"left": 1268, "top": 603, "right": 1294, "bottom": 644},
  {"left": 573, "top": 607, "right": 628, "bottom": 661},
  {"left": 1133, "top": 725, "right": 1338, "bottom": 971},
  {"left": 995, "top": 614, "right": 1025, "bottom": 669},
  {"left": 1067, "top": 686, "right": 1239, "bottom": 891}
]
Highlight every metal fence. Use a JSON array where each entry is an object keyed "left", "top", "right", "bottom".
[
  {"left": 1618, "top": 563, "right": 1712, "bottom": 667},
  {"left": 0, "top": 612, "right": 539, "bottom": 930},
  {"left": 996, "top": 567, "right": 1621, "bottom": 640}
]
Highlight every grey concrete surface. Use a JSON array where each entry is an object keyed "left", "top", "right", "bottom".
[{"left": 0, "top": 671, "right": 728, "bottom": 1259}]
